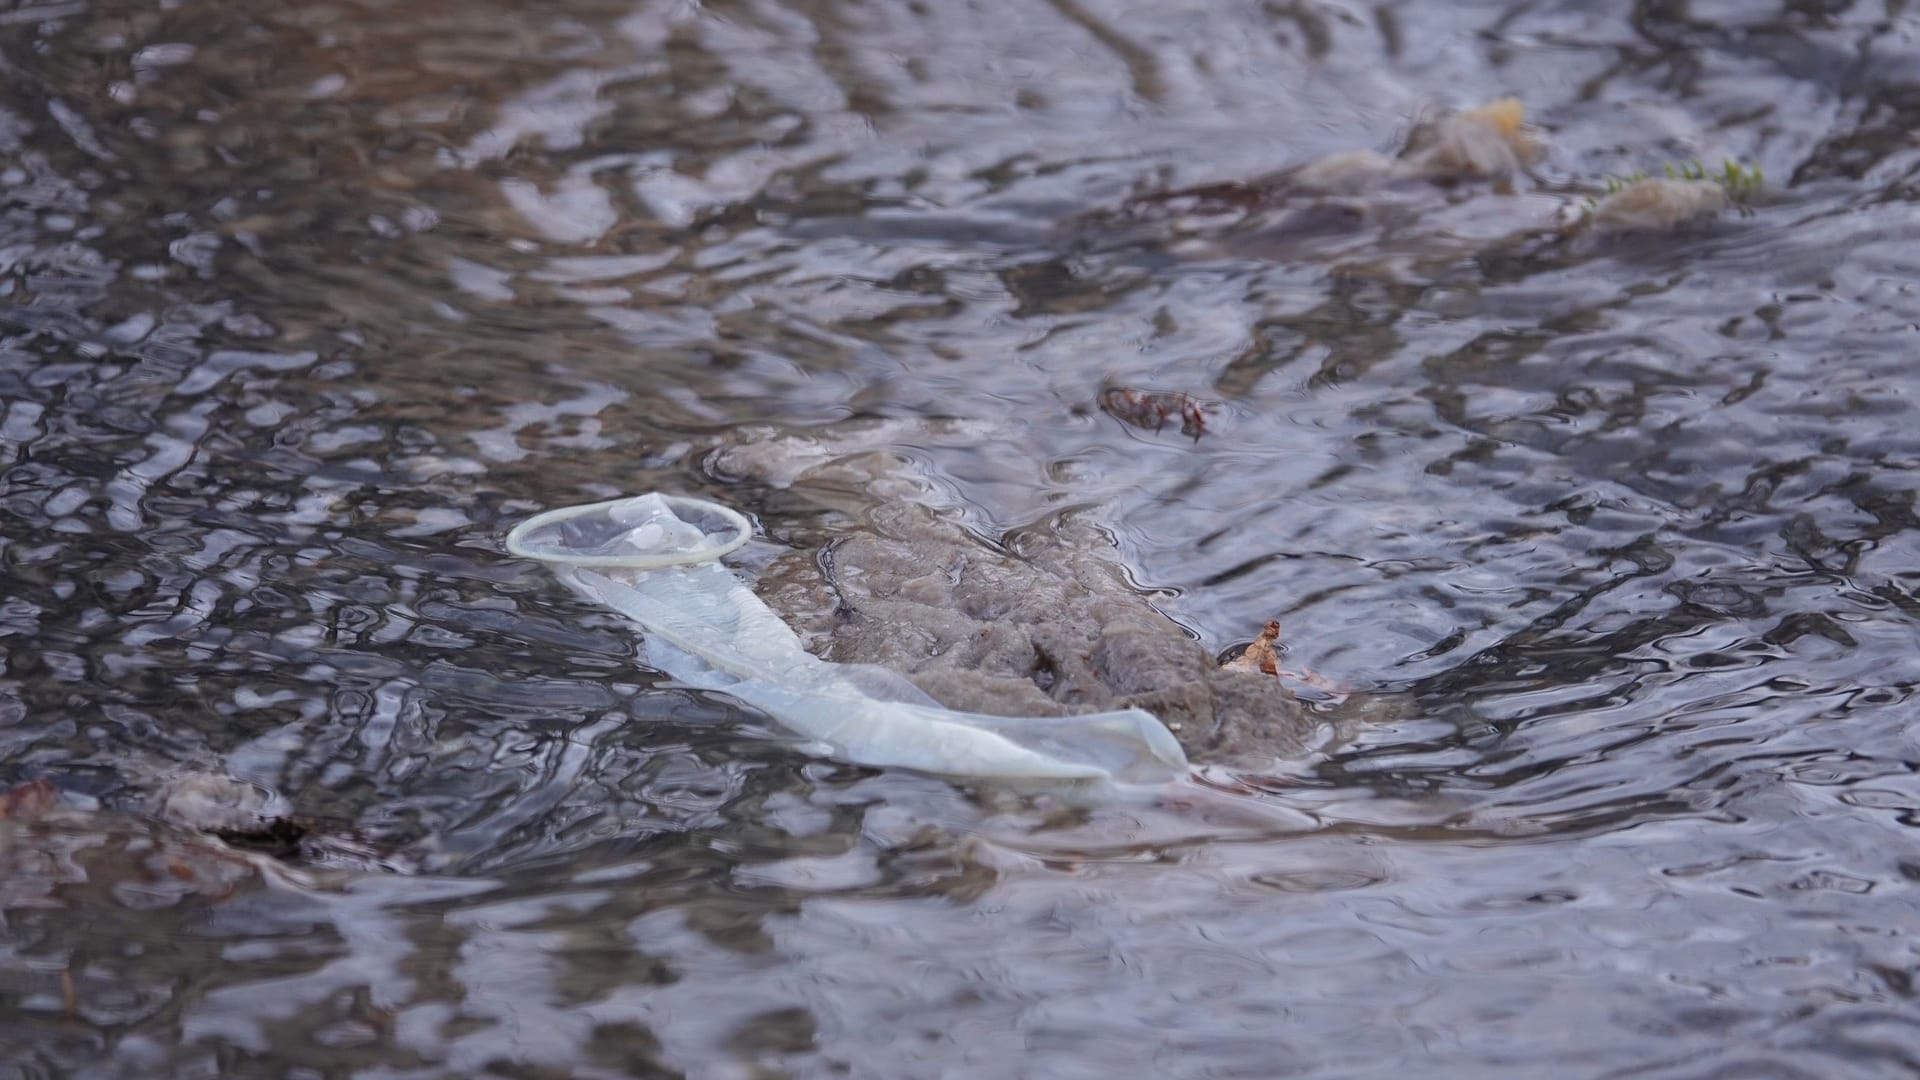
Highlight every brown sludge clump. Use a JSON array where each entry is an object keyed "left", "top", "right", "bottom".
[{"left": 720, "top": 428, "right": 1316, "bottom": 764}]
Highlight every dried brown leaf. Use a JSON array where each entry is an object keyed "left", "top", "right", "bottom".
[
  {"left": 1223, "top": 620, "right": 1282, "bottom": 677},
  {"left": 1099, "top": 387, "right": 1219, "bottom": 441}
]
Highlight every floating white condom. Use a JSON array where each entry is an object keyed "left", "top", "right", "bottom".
[{"left": 506, "top": 494, "right": 1190, "bottom": 785}]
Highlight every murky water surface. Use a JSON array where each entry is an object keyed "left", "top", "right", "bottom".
[{"left": 4, "top": 0, "right": 1920, "bottom": 1075}]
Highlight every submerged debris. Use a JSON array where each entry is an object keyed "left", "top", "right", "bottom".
[
  {"left": 0, "top": 778, "right": 58, "bottom": 821},
  {"left": 1126, "top": 96, "right": 1544, "bottom": 212},
  {"left": 1100, "top": 387, "right": 1219, "bottom": 441},
  {"left": 1287, "top": 149, "right": 1401, "bottom": 196},
  {"left": 212, "top": 817, "right": 310, "bottom": 860},
  {"left": 157, "top": 771, "right": 289, "bottom": 836}
]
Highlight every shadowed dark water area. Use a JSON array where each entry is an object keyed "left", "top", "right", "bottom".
[{"left": 3, "top": 0, "right": 1920, "bottom": 1076}]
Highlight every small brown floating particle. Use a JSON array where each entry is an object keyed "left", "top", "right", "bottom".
[
  {"left": 1099, "top": 387, "right": 1218, "bottom": 441},
  {"left": 1222, "top": 620, "right": 1283, "bottom": 677}
]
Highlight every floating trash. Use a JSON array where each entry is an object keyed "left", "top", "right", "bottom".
[
  {"left": 507, "top": 494, "right": 1191, "bottom": 785},
  {"left": 1099, "top": 387, "right": 1220, "bottom": 441},
  {"left": 1586, "top": 177, "right": 1730, "bottom": 232},
  {"left": 1399, "top": 96, "right": 1544, "bottom": 180}
]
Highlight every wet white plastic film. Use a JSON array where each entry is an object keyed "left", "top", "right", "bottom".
[{"left": 507, "top": 493, "right": 1190, "bottom": 784}]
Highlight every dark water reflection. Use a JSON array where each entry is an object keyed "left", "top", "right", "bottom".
[{"left": 4, "top": 0, "right": 1920, "bottom": 1075}]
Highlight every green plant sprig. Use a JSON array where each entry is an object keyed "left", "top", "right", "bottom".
[
  {"left": 1602, "top": 169, "right": 1649, "bottom": 195},
  {"left": 1583, "top": 157, "right": 1765, "bottom": 212}
]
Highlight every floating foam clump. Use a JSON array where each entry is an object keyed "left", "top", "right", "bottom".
[
  {"left": 1283, "top": 97, "right": 1543, "bottom": 194},
  {"left": 1587, "top": 177, "right": 1730, "bottom": 232},
  {"left": 1401, "top": 96, "right": 1544, "bottom": 179},
  {"left": 507, "top": 494, "right": 1190, "bottom": 785}
]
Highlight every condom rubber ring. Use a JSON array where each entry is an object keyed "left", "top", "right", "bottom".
[{"left": 505, "top": 494, "right": 753, "bottom": 569}]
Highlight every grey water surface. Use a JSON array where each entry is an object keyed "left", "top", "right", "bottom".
[{"left": 3, "top": 0, "right": 1920, "bottom": 1076}]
